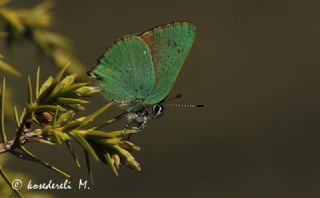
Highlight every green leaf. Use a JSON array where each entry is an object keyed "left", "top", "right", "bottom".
[
  {"left": 112, "top": 145, "right": 141, "bottom": 171},
  {"left": 0, "top": 59, "right": 21, "bottom": 77},
  {"left": 118, "top": 141, "right": 141, "bottom": 152},
  {"left": 111, "top": 154, "right": 121, "bottom": 170},
  {"left": 60, "top": 82, "right": 89, "bottom": 95},
  {"left": 64, "top": 104, "right": 85, "bottom": 111},
  {"left": 35, "top": 66, "right": 40, "bottom": 98},
  {"left": 57, "top": 97, "right": 89, "bottom": 105},
  {"left": 0, "top": 78, "right": 6, "bottom": 143},
  {"left": 87, "top": 129, "right": 137, "bottom": 138},
  {"left": 84, "top": 150, "right": 94, "bottom": 184},
  {"left": 57, "top": 110, "right": 74, "bottom": 125},
  {"left": 18, "top": 107, "right": 26, "bottom": 124},
  {"left": 59, "top": 73, "right": 77, "bottom": 88},
  {"left": 13, "top": 106, "right": 20, "bottom": 128},
  {"left": 39, "top": 76, "right": 53, "bottom": 95},
  {"left": 61, "top": 119, "right": 83, "bottom": 132},
  {"left": 53, "top": 63, "right": 68, "bottom": 84},
  {"left": 33, "top": 30, "right": 72, "bottom": 50},
  {"left": 75, "top": 86, "right": 100, "bottom": 97},
  {"left": 65, "top": 140, "right": 81, "bottom": 168},
  {"left": 62, "top": 103, "right": 113, "bottom": 132},
  {"left": 18, "top": 146, "right": 70, "bottom": 177},
  {"left": 0, "top": 7, "right": 25, "bottom": 33},
  {"left": 80, "top": 102, "right": 113, "bottom": 128},
  {"left": 49, "top": 73, "right": 77, "bottom": 98},
  {"left": 33, "top": 104, "right": 65, "bottom": 112},
  {"left": 104, "top": 152, "right": 118, "bottom": 176},
  {"left": 70, "top": 131, "right": 99, "bottom": 161},
  {"left": 27, "top": 76, "right": 33, "bottom": 104}
]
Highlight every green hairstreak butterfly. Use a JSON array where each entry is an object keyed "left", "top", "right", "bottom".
[{"left": 88, "top": 21, "right": 197, "bottom": 129}]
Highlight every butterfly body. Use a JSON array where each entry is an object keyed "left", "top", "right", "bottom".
[
  {"left": 115, "top": 99, "right": 164, "bottom": 129},
  {"left": 89, "top": 22, "right": 196, "bottom": 129}
]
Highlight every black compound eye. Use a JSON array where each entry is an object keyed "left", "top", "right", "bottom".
[
  {"left": 152, "top": 104, "right": 164, "bottom": 118},
  {"left": 152, "top": 104, "right": 162, "bottom": 114}
]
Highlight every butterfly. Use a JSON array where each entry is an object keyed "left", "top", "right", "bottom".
[{"left": 88, "top": 21, "right": 197, "bottom": 130}]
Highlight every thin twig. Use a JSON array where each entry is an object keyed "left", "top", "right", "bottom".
[{"left": 0, "top": 131, "right": 41, "bottom": 153}]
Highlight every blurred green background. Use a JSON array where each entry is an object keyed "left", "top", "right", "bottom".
[{"left": 2, "top": 0, "right": 320, "bottom": 197}]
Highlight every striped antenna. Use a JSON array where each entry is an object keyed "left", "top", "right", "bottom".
[
  {"left": 163, "top": 94, "right": 206, "bottom": 108},
  {"left": 165, "top": 103, "right": 206, "bottom": 108}
]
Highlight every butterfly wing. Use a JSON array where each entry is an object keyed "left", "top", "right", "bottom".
[
  {"left": 91, "top": 36, "right": 155, "bottom": 102},
  {"left": 140, "top": 22, "right": 196, "bottom": 105}
]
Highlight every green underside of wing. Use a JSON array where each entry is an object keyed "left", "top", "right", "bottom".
[
  {"left": 141, "top": 22, "right": 196, "bottom": 105},
  {"left": 93, "top": 22, "right": 196, "bottom": 106}
]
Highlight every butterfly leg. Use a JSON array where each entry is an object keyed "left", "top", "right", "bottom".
[
  {"left": 137, "top": 116, "right": 148, "bottom": 130},
  {"left": 123, "top": 119, "right": 139, "bottom": 132},
  {"left": 122, "top": 113, "right": 139, "bottom": 139},
  {"left": 124, "top": 120, "right": 140, "bottom": 140},
  {"left": 124, "top": 113, "right": 148, "bottom": 140}
]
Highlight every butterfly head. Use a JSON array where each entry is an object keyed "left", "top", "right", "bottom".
[{"left": 151, "top": 103, "right": 165, "bottom": 119}]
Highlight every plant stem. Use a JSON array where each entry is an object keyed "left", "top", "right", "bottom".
[
  {"left": 12, "top": 110, "right": 32, "bottom": 149},
  {"left": 0, "top": 131, "right": 40, "bottom": 153}
]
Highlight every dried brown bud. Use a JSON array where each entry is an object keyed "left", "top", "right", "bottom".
[
  {"left": 37, "top": 112, "right": 53, "bottom": 124},
  {"left": 25, "top": 118, "right": 33, "bottom": 129}
]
